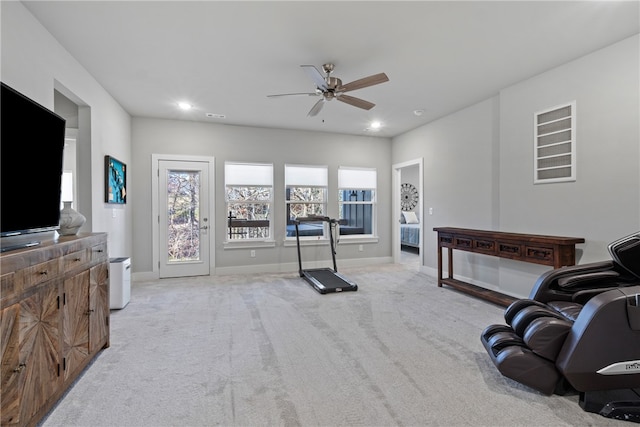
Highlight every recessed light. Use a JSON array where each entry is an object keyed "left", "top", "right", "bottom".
[
  {"left": 370, "top": 121, "right": 382, "bottom": 129},
  {"left": 178, "top": 102, "right": 192, "bottom": 111},
  {"left": 413, "top": 109, "right": 424, "bottom": 116}
]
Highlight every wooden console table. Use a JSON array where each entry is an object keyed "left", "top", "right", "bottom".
[{"left": 433, "top": 227, "right": 585, "bottom": 306}]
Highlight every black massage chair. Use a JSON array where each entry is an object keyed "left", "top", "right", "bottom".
[{"left": 481, "top": 232, "right": 640, "bottom": 423}]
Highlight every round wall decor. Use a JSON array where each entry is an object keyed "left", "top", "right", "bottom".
[{"left": 400, "top": 183, "right": 419, "bottom": 211}]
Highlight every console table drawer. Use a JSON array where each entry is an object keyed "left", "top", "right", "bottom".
[
  {"left": 473, "top": 239, "right": 496, "bottom": 255},
  {"left": 454, "top": 237, "right": 473, "bottom": 249},
  {"left": 498, "top": 242, "right": 522, "bottom": 258},
  {"left": 438, "top": 234, "right": 454, "bottom": 247},
  {"left": 525, "top": 245, "right": 554, "bottom": 263}
]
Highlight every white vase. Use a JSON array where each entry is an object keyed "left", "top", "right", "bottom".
[{"left": 59, "top": 201, "right": 86, "bottom": 236}]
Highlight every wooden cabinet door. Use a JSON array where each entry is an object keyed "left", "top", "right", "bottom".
[
  {"left": 62, "top": 271, "right": 90, "bottom": 381},
  {"left": 89, "top": 262, "right": 109, "bottom": 353},
  {"left": 19, "top": 284, "right": 61, "bottom": 423},
  {"left": 1, "top": 303, "right": 21, "bottom": 425}
]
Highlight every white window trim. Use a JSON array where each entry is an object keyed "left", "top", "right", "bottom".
[
  {"left": 337, "top": 166, "right": 378, "bottom": 239},
  {"left": 224, "top": 161, "right": 274, "bottom": 243},
  {"left": 285, "top": 164, "right": 329, "bottom": 241}
]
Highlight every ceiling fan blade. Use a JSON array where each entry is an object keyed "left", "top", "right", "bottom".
[
  {"left": 307, "top": 98, "right": 325, "bottom": 117},
  {"left": 337, "top": 94, "right": 375, "bottom": 110},
  {"left": 267, "top": 92, "right": 318, "bottom": 98},
  {"left": 338, "top": 73, "right": 389, "bottom": 93},
  {"left": 301, "top": 65, "right": 328, "bottom": 91}
]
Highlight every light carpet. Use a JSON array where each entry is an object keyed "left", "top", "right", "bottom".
[{"left": 39, "top": 263, "right": 626, "bottom": 426}]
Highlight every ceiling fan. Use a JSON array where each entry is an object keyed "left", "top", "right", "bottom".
[{"left": 267, "top": 63, "right": 389, "bottom": 117}]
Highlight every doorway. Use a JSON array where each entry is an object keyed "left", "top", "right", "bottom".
[
  {"left": 153, "top": 155, "right": 214, "bottom": 278},
  {"left": 392, "top": 158, "right": 423, "bottom": 267}
]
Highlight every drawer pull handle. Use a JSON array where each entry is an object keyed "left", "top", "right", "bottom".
[
  {"left": 528, "top": 248, "right": 552, "bottom": 259},
  {"left": 74, "top": 258, "right": 81, "bottom": 262},
  {"left": 13, "top": 363, "right": 26, "bottom": 373},
  {"left": 85, "top": 309, "right": 95, "bottom": 315},
  {"left": 39, "top": 270, "right": 48, "bottom": 275},
  {"left": 500, "top": 244, "right": 519, "bottom": 254}
]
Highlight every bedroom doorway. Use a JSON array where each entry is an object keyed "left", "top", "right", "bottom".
[{"left": 392, "top": 159, "right": 423, "bottom": 267}]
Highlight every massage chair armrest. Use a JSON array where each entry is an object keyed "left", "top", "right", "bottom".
[
  {"left": 570, "top": 287, "right": 620, "bottom": 305},
  {"left": 529, "top": 261, "right": 618, "bottom": 303}
]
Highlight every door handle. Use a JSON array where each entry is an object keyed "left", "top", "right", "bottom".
[{"left": 200, "top": 225, "right": 208, "bottom": 230}]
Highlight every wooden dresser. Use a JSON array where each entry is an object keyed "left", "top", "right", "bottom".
[
  {"left": 1, "top": 233, "right": 110, "bottom": 427},
  {"left": 433, "top": 227, "right": 584, "bottom": 306}
]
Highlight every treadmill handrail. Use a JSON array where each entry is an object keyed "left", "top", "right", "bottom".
[
  {"left": 293, "top": 215, "right": 334, "bottom": 224},
  {"left": 293, "top": 216, "right": 338, "bottom": 275}
]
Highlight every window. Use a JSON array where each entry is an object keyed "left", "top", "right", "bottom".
[
  {"left": 338, "top": 167, "right": 376, "bottom": 237},
  {"left": 285, "top": 164, "right": 328, "bottom": 238},
  {"left": 225, "top": 162, "right": 273, "bottom": 240},
  {"left": 534, "top": 102, "right": 576, "bottom": 184}
]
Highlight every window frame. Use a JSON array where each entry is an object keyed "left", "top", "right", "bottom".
[
  {"left": 337, "top": 167, "right": 377, "bottom": 239},
  {"left": 285, "top": 164, "right": 329, "bottom": 240},
  {"left": 224, "top": 162, "right": 274, "bottom": 244}
]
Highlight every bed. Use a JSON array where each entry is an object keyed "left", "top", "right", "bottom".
[{"left": 400, "top": 211, "right": 420, "bottom": 250}]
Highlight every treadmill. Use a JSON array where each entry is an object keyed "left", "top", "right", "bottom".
[{"left": 293, "top": 216, "right": 358, "bottom": 294}]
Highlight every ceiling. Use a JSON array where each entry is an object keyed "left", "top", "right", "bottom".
[{"left": 22, "top": 1, "right": 639, "bottom": 138}]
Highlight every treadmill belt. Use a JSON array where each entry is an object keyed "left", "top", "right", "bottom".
[{"left": 303, "top": 268, "right": 358, "bottom": 294}]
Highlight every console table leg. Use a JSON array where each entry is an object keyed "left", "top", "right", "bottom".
[
  {"left": 437, "top": 245, "right": 443, "bottom": 287},
  {"left": 447, "top": 247, "right": 453, "bottom": 280}
]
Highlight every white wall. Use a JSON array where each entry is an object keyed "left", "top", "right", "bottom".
[
  {"left": 393, "top": 98, "right": 500, "bottom": 287},
  {"left": 392, "top": 35, "right": 640, "bottom": 299},
  {"left": 496, "top": 34, "right": 640, "bottom": 297},
  {"left": 1, "top": 2, "right": 133, "bottom": 258},
  {"left": 5, "top": 0, "right": 636, "bottom": 289},
  {"left": 132, "top": 118, "right": 392, "bottom": 276}
]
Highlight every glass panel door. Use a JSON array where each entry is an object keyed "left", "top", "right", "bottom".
[{"left": 158, "top": 160, "right": 210, "bottom": 278}]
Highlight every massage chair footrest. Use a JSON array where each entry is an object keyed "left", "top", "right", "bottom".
[{"left": 481, "top": 324, "right": 561, "bottom": 395}]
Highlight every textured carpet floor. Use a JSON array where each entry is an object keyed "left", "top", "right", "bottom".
[{"left": 40, "top": 263, "right": 626, "bottom": 426}]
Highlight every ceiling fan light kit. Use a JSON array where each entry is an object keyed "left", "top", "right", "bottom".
[{"left": 268, "top": 63, "right": 389, "bottom": 117}]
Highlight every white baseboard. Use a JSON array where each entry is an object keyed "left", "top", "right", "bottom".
[{"left": 132, "top": 256, "right": 394, "bottom": 281}]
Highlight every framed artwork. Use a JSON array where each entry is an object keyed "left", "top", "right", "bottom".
[
  {"left": 105, "top": 155, "right": 127, "bottom": 204},
  {"left": 400, "top": 182, "right": 418, "bottom": 211}
]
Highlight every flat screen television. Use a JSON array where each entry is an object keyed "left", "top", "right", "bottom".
[{"left": 1, "top": 82, "right": 66, "bottom": 251}]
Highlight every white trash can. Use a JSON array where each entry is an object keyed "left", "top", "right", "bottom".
[{"left": 109, "top": 257, "right": 131, "bottom": 309}]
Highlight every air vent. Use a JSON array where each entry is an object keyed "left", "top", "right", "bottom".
[
  {"left": 534, "top": 102, "right": 576, "bottom": 184},
  {"left": 206, "top": 113, "right": 226, "bottom": 119}
]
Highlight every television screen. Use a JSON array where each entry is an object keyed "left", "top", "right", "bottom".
[{"left": 1, "top": 82, "right": 66, "bottom": 241}]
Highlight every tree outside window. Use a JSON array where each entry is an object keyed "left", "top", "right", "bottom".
[
  {"left": 225, "top": 162, "right": 273, "bottom": 240},
  {"left": 285, "top": 164, "right": 328, "bottom": 238}
]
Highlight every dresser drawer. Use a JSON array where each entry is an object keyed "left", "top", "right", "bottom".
[
  {"left": 63, "top": 249, "right": 90, "bottom": 272},
  {"left": 90, "top": 242, "right": 108, "bottom": 262},
  {"left": 1, "top": 271, "right": 17, "bottom": 304},
  {"left": 21, "top": 259, "right": 60, "bottom": 290}
]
